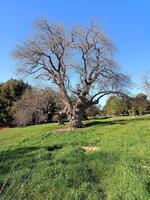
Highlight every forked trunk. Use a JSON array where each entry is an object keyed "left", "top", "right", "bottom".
[{"left": 68, "top": 105, "right": 85, "bottom": 128}]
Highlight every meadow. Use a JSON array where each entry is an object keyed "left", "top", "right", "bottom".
[{"left": 0, "top": 115, "right": 150, "bottom": 200}]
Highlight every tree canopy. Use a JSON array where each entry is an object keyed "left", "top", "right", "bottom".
[
  {"left": 0, "top": 79, "right": 30, "bottom": 126},
  {"left": 13, "top": 19, "right": 129, "bottom": 128}
]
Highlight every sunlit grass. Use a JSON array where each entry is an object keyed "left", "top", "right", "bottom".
[{"left": 0, "top": 115, "right": 150, "bottom": 199}]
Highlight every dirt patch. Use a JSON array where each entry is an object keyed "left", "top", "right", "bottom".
[
  {"left": 0, "top": 128, "right": 11, "bottom": 132},
  {"left": 56, "top": 128, "right": 75, "bottom": 133},
  {"left": 81, "top": 146, "right": 100, "bottom": 152}
]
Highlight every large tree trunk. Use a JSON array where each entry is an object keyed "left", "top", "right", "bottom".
[
  {"left": 69, "top": 113, "right": 83, "bottom": 128},
  {"left": 68, "top": 104, "right": 86, "bottom": 128}
]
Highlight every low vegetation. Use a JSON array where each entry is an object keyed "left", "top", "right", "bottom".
[{"left": 0, "top": 115, "right": 150, "bottom": 199}]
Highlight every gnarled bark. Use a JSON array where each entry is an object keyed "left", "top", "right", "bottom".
[
  {"left": 68, "top": 102, "right": 86, "bottom": 128},
  {"left": 69, "top": 110, "right": 83, "bottom": 128}
]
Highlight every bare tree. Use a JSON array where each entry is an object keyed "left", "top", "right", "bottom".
[
  {"left": 143, "top": 74, "right": 150, "bottom": 99},
  {"left": 13, "top": 19, "right": 129, "bottom": 128},
  {"left": 13, "top": 88, "right": 61, "bottom": 126}
]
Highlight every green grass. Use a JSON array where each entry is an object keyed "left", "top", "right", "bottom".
[{"left": 0, "top": 115, "right": 150, "bottom": 200}]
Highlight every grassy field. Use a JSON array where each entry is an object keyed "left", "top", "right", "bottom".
[{"left": 0, "top": 115, "right": 150, "bottom": 200}]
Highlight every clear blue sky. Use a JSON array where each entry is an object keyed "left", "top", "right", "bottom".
[{"left": 1, "top": 0, "right": 150, "bottom": 95}]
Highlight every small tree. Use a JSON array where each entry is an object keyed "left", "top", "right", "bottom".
[
  {"left": 13, "top": 19, "right": 129, "bottom": 128},
  {"left": 0, "top": 79, "right": 30, "bottom": 126},
  {"left": 143, "top": 74, "right": 150, "bottom": 99},
  {"left": 104, "top": 96, "right": 121, "bottom": 116},
  {"left": 132, "top": 93, "right": 150, "bottom": 115}
]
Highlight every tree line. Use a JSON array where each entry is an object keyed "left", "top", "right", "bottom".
[
  {"left": 103, "top": 94, "right": 150, "bottom": 116},
  {"left": 1, "top": 78, "right": 150, "bottom": 127},
  {"left": 0, "top": 79, "right": 101, "bottom": 127}
]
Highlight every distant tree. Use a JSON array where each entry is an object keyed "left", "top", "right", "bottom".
[
  {"left": 131, "top": 93, "right": 150, "bottom": 115},
  {"left": 86, "top": 105, "right": 101, "bottom": 118},
  {"left": 13, "top": 19, "right": 129, "bottom": 128},
  {"left": 104, "top": 93, "right": 150, "bottom": 117},
  {"left": 103, "top": 96, "right": 128, "bottom": 116},
  {"left": 142, "top": 74, "right": 150, "bottom": 99},
  {"left": 12, "top": 88, "right": 63, "bottom": 126},
  {"left": 0, "top": 79, "right": 30, "bottom": 126}
]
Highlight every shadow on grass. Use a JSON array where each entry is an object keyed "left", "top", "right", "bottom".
[
  {"left": 0, "top": 146, "right": 43, "bottom": 177},
  {"left": 0, "top": 146, "right": 42, "bottom": 195},
  {"left": 1, "top": 145, "right": 149, "bottom": 198},
  {"left": 0, "top": 144, "right": 65, "bottom": 177},
  {"left": 85, "top": 115, "right": 150, "bottom": 127},
  {"left": 85, "top": 119, "right": 127, "bottom": 127}
]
